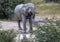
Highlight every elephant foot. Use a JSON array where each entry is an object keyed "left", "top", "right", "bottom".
[
  {"left": 22, "top": 30, "right": 27, "bottom": 34},
  {"left": 29, "top": 30, "right": 33, "bottom": 33},
  {"left": 19, "top": 28, "right": 22, "bottom": 30}
]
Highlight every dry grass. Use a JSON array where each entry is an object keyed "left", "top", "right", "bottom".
[{"left": 34, "top": 3, "right": 60, "bottom": 19}]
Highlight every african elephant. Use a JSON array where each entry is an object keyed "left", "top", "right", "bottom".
[{"left": 14, "top": 3, "right": 35, "bottom": 33}]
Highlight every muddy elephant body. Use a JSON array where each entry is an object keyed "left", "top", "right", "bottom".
[{"left": 14, "top": 3, "right": 35, "bottom": 33}]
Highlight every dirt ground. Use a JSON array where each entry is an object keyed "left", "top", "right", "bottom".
[{"left": 0, "top": 15, "right": 60, "bottom": 30}]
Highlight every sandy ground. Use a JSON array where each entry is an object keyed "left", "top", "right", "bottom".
[{"left": 0, "top": 16, "right": 42, "bottom": 30}]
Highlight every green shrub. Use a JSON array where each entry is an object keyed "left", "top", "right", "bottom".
[
  {"left": 0, "top": 30, "right": 16, "bottom": 42},
  {"left": 33, "top": 19, "right": 60, "bottom": 42}
]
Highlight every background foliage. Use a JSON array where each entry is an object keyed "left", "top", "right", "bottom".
[
  {"left": 0, "top": 0, "right": 60, "bottom": 20},
  {"left": 0, "top": 0, "right": 31, "bottom": 19}
]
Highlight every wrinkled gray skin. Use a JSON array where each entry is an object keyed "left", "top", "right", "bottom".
[{"left": 14, "top": 3, "right": 35, "bottom": 33}]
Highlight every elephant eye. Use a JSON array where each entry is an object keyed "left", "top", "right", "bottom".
[
  {"left": 27, "top": 7, "right": 32, "bottom": 12},
  {"left": 28, "top": 9, "right": 31, "bottom": 12}
]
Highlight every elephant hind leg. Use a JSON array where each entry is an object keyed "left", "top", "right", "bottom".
[
  {"left": 29, "top": 18, "right": 33, "bottom": 33},
  {"left": 18, "top": 20, "right": 22, "bottom": 30}
]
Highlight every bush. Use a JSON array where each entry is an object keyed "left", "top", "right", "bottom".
[
  {"left": 0, "top": 30, "right": 16, "bottom": 42},
  {"left": 33, "top": 19, "right": 60, "bottom": 42},
  {"left": 0, "top": 0, "right": 31, "bottom": 20}
]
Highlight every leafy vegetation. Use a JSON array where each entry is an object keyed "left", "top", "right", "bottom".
[
  {"left": 33, "top": 19, "right": 60, "bottom": 42},
  {"left": 0, "top": 0, "right": 60, "bottom": 19},
  {"left": 44, "top": 0, "right": 60, "bottom": 3},
  {"left": 0, "top": 0, "right": 31, "bottom": 19},
  {"left": 0, "top": 30, "right": 16, "bottom": 42}
]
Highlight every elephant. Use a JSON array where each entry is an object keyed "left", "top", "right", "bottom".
[{"left": 14, "top": 3, "right": 35, "bottom": 33}]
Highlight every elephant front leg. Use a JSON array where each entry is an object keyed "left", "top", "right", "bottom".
[
  {"left": 29, "top": 18, "right": 33, "bottom": 33},
  {"left": 22, "top": 16, "right": 27, "bottom": 33}
]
